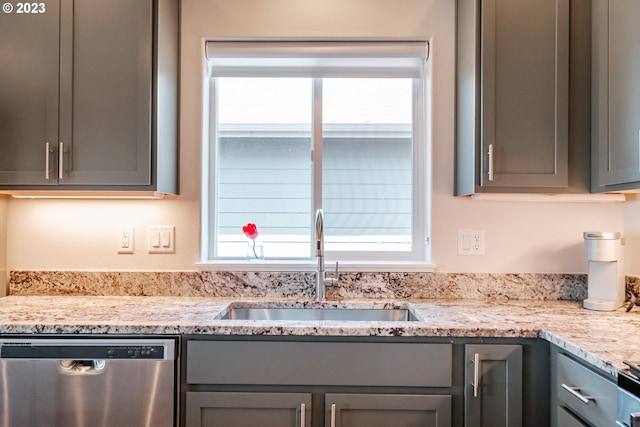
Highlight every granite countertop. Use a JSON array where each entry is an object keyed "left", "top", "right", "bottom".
[{"left": 0, "top": 295, "right": 638, "bottom": 377}]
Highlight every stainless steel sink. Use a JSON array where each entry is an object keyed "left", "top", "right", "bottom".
[{"left": 221, "top": 307, "right": 418, "bottom": 322}]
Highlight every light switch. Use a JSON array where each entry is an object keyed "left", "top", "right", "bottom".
[
  {"left": 462, "top": 234, "right": 472, "bottom": 250},
  {"left": 161, "top": 230, "right": 171, "bottom": 247},
  {"left": 150, "top": 230, "right": 160, "bottom": 248},
  {"left": 148, "top": 225, "right": 175, "bottom": 254}
]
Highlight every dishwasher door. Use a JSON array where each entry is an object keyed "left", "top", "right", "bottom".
[{"left": 0, "top": 337, "right": 176, "bottom": 427}]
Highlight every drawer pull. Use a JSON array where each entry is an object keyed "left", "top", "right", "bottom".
[
  {"left": 561, "top": 383, "right": 594, "bottom": 404},
  {"left": 300, "top": 403, "right": 306, "bottom": 427}
]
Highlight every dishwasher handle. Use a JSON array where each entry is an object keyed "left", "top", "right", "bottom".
[{"left": 57, "top": 359, "right": 107, "bottom": 376}]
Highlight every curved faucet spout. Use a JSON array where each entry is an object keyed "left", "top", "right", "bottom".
[
  {"left": 315, "top": 209, "right": 324, "bottom": 257},
  {"left": 315, "top": 208, "right": 338, "bottom": 300}
]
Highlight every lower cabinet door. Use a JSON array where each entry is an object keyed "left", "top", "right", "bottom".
[
  {"left": 464, "top": 344, "right": 523, "bottom": 427},
  {"left": 185, "top": 392, "right": 312, "bottom": 427},
  {"left": 325, "top": 393, "right": 451, "bottom": 427}
]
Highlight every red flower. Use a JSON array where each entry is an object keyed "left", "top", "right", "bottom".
[{"left": 242, "top": 223, "right": 259, "bottom": 240}]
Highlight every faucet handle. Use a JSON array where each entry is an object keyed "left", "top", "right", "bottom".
[{"left": 327, "top": 261, "right": 339, "bottom": 286}]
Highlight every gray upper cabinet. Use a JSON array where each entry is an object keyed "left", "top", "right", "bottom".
[
  {"left": 0, "top": 0, "right": 178, "bottom": 193},
  {"left": 592, "top": 0, "right": 640, "bottom": 191},
  {"left": 456, "top": 0, "right": 576, "bottom": 194}
]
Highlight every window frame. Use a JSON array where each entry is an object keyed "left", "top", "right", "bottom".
[{"left": 199, "top": 42, "right": 434, "bottom": 272}]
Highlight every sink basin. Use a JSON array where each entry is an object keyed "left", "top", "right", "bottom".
[{"left": 221, "top": 307, "right": 418, "bottom": 322}]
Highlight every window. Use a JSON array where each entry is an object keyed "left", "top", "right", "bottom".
[{"left": 202, "top": 42, "right": 431, "bottom": 268}]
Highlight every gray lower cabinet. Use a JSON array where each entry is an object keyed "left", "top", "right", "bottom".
[
  {"left": 550, "top": 346, "right": 616, "bottom": 427},
  {"left": 0, "top": 0, "right": 178, "bottom": 193},
  {"left": 592, "top": 0, "right": 640, "bottom": 191},
  {"left": 456, "top": 0, "right": 582, "bottom": 194},
  {"left": 464, "top": 344, "right": 523, "bottom": 427},
  {"left": 183, "top": 339, "right": 453, "bottom": 427},
  {"left": 182, "top": 338, "right": 551, "bottom": 427}
]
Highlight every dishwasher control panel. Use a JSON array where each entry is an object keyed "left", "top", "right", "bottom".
[{"left": 0, "top": 338, "right": 176, "bottom": 360}]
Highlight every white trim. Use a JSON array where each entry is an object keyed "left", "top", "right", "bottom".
[
  {"left": 196, "top": 260, "right": 437, "bottom": 273},
  {"left": 469, "top": 193, "right": 626, "bottom": 203},
  {"left": 203, "top": 43, "right": 432, "bottom": 265},
  {"left": 219, "top": 123, "right": 411, "bottom": 139}
]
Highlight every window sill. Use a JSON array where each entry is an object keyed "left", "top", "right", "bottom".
[{"left": 196, "top": 260, "right": 436, "bottom": 273}]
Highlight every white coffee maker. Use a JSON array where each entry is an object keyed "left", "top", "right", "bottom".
[{"left": 583, "top": 231, "right": 624, "bottom": 311}]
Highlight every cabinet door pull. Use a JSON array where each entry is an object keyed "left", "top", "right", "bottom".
[
  {"left": 561, "top": 383, "right": 594, "bottom": 404},
  {"left": 45, "top": 142, "right": 53, "bottom": 180},
  {"left": 472, "top": 353, "right": 480, "bottom": 397},
  {"left": 330, "top": 403, "right": 336, "bottom": 427},
  {"left": 58, "top": 142, "right": 65, "bottom": 180},
  {"left": 487, "top": 144, "right": 495, "bottom": 181},
  {"left": 300, "top": 403, "right": 306, "bottom": 427}
]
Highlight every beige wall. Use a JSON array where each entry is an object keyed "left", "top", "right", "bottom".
[
  {"left": 4, "top": 0, "right": 628, "bottom": 274},
  {"left": 623, "top": 195, "right": 640, "bottom": 274}
]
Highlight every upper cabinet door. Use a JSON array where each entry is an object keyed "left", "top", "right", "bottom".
[
  {"left": 0, "top": 0, "right": 60, "bottom": 186},
  {"left": 58, "top": 0, "right": 152, "bottom": 186},
  {"left": 480, "top": 0, "right": 569, "bottom": 188},
  {"left": 592, "top": 0, "right": 640, "bottom": 190},
  {"left": 456, "top": 0, "right": 572, "bottom": 195}
]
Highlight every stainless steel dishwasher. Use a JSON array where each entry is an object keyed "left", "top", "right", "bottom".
[{"left": 0, "top": 337, "right": 177, "bottom": 427}]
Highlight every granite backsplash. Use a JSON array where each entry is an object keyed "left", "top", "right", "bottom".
[{"left": 8, "top": 271, "right": 592, "bottom": 301}]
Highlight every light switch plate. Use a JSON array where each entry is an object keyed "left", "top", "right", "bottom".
[{"left": 148, "top": 225, "right": 175, "bottom": 254}]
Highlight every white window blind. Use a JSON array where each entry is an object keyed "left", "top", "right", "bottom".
[{"left": 206, "top": 41, "right": 429, "bottom": 78}]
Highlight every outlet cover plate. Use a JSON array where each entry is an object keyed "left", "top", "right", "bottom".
[
  {"left": 117, "top": 226, "right": 134, "bottom": 254},
  {"left": 458, "top": 229, "right": 485, "bottom": 256}
]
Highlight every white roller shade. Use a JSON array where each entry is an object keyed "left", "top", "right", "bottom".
[{"left": 206, "top": 41, "right": 429, "bottom": 78}]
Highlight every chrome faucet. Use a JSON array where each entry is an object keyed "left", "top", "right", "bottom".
[{"left": 315, "top": 209, "right": 338, "bottom": 301}]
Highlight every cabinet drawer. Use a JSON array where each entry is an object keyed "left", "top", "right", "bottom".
[
  {"left": 556, "top": 353, "right": 616, "bottom": 426},
  {"left": 187, "top": 340, "right": 452, "bottom": 387},
  {"left": 556, "top": 406, "right": 588, "bottom": 427}
]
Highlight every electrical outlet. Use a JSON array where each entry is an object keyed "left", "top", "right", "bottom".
[
  {"left": 117, "top": 226, "right": 134, "bottom": 254},
  {"left": 458, "top": 229, "right": 485, "bottom": 256}
]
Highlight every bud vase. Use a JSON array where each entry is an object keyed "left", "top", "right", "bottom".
[{"left": 246, "top": 239, "right": 264, "bottom": 261}]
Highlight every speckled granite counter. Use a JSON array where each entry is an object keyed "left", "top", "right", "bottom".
[{"left": 0, "top": 295, "right": 638, "bottom": 377}]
